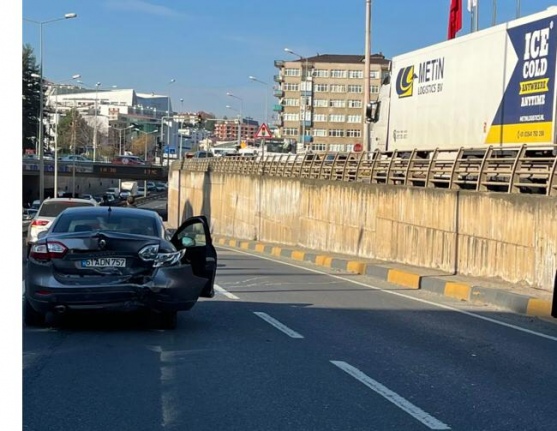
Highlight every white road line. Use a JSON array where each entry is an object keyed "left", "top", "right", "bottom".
[
  {"left": 253, "top": 312, "right": 304, "bottom": 338},
  {"left": 214, "top": 284, "right": 239, "bottom": 300},
  {"left": 331, "top": 361, "right": 451, "bottom": 430},
  {"left": 218, "top": 246, "right": 557, "bottom": 342}
]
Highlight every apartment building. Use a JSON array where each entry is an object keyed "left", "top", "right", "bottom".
[
  {"left": 273, "top": 53, "right": 390, "bottom": 152},
  {"left": 214, "top": 118, "right": 259, "bottom": 142}
]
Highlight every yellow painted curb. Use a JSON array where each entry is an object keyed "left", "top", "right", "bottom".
[
  {"left": 271, "top": 247, "right": 282, "bottom": 257},
  {"left": 347, "top": 261, "right": 366, "bottom": 274},
  {"left": 444, "top": 282, "right": 472, "bottom": 301},
  {"left": 240, "top": 242, "right": 250, "bottom": 249},
  {"left": 216, "top": 238, "right": 226, "bottom": 245},
  {"left": 255, "top": 244, "right": 266, "bottom": 252},
  {"left": 314, "top": 256, "right": 333, "bottom": 267},
  {"left": 387, "top": 269, "right": 421, "bottom": 289},
  {"left": 229, "top": 240, "right": 238, "bottom": 247},
  {"left": 526, "top": 298, "right": 552, "bottom": 317},
  {"left": 291, "top": 251, "right": 305, "bottom": 261}
]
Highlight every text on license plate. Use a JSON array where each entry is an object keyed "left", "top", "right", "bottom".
[{"left": 81, "top": 258, "right": 126, "bottom": 268}]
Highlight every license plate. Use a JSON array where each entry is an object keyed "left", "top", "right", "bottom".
[{"left": 81, "top": 258, "right": 126, "bottom": 268}]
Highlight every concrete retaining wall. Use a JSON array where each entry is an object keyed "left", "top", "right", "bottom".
[{"left": 168, "top": 168, "right": 557, "bottom": 292}]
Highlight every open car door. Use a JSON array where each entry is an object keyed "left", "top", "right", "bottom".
[{"left": 170, "top": 215, "right": 217, "bottom": 298}]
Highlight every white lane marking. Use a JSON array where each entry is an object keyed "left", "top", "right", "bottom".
[
  {"left": 214, "top": 284, "right": 239, "bottom": 300},
  {"left": 253, "top": 312, "right": 304, "bottom": 338},
  {"left": 217, "top": 246, "right": 557, "bottom": 342},
  {"left": 331, "top": 361, "right": 451, "bottom": 430}
]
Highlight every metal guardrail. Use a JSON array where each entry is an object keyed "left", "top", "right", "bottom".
[{"left": 176, "top": 145, "right": 557, "bottom": 196}]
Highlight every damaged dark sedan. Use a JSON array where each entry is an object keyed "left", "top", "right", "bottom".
[{"left": 24, "top": 206, "right": 217, "bottom": 329}]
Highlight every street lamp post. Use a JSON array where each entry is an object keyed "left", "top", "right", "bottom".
[
  {"left": 23, "top": 12, "right": 77, "bottom": 202},
  {"left": 226, "top": 92, "right": 244, "bottom": 149},
  {"left": 225, "top": 105, "right": 242, "bottom": 149},
  {"left": 111, "top": 124, "right": 134, "bottom": 155},
  {"left": 134, "top": 128, "right": 159, "bottom": 196},
  {"left": 52, "top": 74, "right": 80, "bottom": 196},
  {"left": 93, "top": 82, "right": 101, "bottom": 161},
  {"left": 285, "top": 48, "right": 310, "bottom": 151},
  {"left": 161, "top": 79, "right": 176, "bottom": 167},
  {"left": 249, "top": 76, "right": 270, "bottom": 158}
]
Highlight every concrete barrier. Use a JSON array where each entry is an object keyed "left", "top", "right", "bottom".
[{"left": 169, "top": 167, "right": 557, "bottom": 293}]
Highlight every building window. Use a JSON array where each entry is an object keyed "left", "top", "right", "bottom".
[
  {"left": 328, "top": 129, "right": 345, "bottom": 137},
  {"left": 313, "top": 69, "right": 329, "bottom": 78},
  {"left": 313, "top": 99, "right": 328, "bottom": 107},
  {"left": 313, "top": 114, "right": 327, "bottom": 122},
  {"left": 370, "top": 70, "right": 380, "bottom": 79},
  {"left": 284, "top": 68, "right": 300, "bottom": 77},
  {"left": 284, "top": 98, "right": 300, "bottom": 106},
  {"left": 347, "top": 129, "right": 362, "bottom": 137},
  {"left": 329, "top": 114, "right": 346, "bottom": 122},
  {"left": 348, "top": 70, "right": 364, "bottom": 79},
  {"left": 283, "top": 113, "right": 299, "bottom": 121},
  {"left": 371, "top": 85, "right": 380, "bottom": 93},
  {"left": 315, "top": 84, "right": 328, "bottom": 92},
  {"left": 283, "top": 83, "right": 299, "bottom": 91},
  {"left": 347, "top": 115, "right": 362, "bottom": 123},
  {"left": 348, "top": 85, "right": 363, "bottom": 93},
  {"left": 348, "top": 100, "right": 363, "bottom": 108},
  {"left": 330, "top": 84, "right": 346, "bottom": 93},
  {"left": 331, "top": 69, "right": 347, "bottom": 78},
  {"left": 329, "top": 99, "right": 346, "bottom": 108},
  {"left": 283, "top": 127, "right": 298, "bottom": 136},
  {"left": 312, "top": 129, "right": 327, "bottom": 137},
  {"left": 311, "top": 143, "right": 327, "bottom": 151}
]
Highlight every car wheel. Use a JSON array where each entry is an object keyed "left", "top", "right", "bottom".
[
  {"left": 158, "top": 311, "right": 177, "bottom": 330},
  {"left": 24, "top": 297, "right": 45, "bottom": 327}
]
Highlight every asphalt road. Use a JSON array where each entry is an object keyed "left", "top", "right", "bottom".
[{"left": 23, "top": 244, "right": 557, "bottom": 431}]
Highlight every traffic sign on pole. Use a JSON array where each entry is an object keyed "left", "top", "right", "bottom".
[{"left": 255, "top": 123, "right": 272, "bottom": 139}]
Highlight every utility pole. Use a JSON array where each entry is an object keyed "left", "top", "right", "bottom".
[{"left": 363, "top": 0, "right": 372, "bottom": 152}]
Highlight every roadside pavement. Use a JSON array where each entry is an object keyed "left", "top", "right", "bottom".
[{"left": 211, "top": 235, "right": 556, "bottom": 321}]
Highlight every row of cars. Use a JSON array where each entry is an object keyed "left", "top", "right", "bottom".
[
  {"left": 23, "top": 195, "right": 217, "bottom": 329},
  {"left": 23, "top": 154, "right": 150, "bottom": 165}
]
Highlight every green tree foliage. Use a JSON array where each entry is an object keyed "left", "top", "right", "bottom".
[
  {"left": 56, "top": 109, "right": 93, "bottom": 155},
  {"left": 22, "top": 44, "right": 42, "bottom": 153}
]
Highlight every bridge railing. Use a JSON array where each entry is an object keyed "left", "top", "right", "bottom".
[{"left": 174, "top": 145, "right": 557, "bottom": 196}]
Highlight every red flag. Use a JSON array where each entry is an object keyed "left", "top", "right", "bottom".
[{"left": 448, "top": 0, "right": 462, "bottom": 39}]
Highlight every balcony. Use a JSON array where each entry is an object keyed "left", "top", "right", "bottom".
[
  {"left": 273, "top": 105, "right": 284, "bottom": 112},
  {"left": 273, "top": 90, "right": 284, "bottom": 97},
  {"left": 274, "top": 60, "right": 285, "bottom": 68},
  {"left": 272, "top": 119, "right": 283, "bottom": 127},
  {"left": 300, "top": 134, "right": 312, "bottom": 143},
  {"left": 273, "top": 74, "right": 283, "bottom": 83},
  {"left": 300, "top": 90, "right": 312, "bottom": 97},
  {"left": 301, "top": 120, "right": 312, "bottom": 128}
]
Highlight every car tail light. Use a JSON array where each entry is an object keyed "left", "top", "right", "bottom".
[
  {"left": 138, "top": 244, "right": 184, "bottom": 267},
  {"left": 31, "top": 219, "right": 49, "bottom": 227},
  {"left": 30, "top": 241, "right": 68, "bottom": 261}
]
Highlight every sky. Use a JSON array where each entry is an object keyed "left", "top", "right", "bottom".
[{"left": 17, "top": 0, "right": 557, "bottom": 123}]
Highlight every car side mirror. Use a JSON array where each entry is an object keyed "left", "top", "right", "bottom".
[{"left": 181, "top": 236, "right": 195, "bottom": 247}]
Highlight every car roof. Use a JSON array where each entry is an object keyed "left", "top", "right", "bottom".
[
  {"left": 41, "top": 197, "right": 97, "bottom": 204},
  {"left": 59, "top": 206, "right": 161, "bottom": 219}
]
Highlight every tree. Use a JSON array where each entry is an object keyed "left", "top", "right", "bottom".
[
  {"left": 56, "top": 109, "right": 93, "bottom": 155},
  {"left": 129, "top": 134, "right": 152, "bottom": 158},
  {"left": 22, "top": 44, "right": 42, "bottom": 153}
]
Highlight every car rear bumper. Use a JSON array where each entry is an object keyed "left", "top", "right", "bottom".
[{"left": 25, "top": 263, "right": 206, "bottom": 314}]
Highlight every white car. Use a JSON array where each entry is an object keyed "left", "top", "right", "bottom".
[
  {"left": 25, "top": 197, "right": 99, "bottom": 254},
  {"left": 59, "top": 155, "right": 92, "bottom": 162}
]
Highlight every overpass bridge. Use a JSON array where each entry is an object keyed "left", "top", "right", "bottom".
[{"left": 22, "top": 160, "right": 169, "bottom": 203}]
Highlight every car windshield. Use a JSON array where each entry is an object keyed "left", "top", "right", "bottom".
[
  {"left": 51, "top": 212, "right": 159, "bottom": 236},
  {"left": 37, "top": 201, "right": 96, "bottom": 218}
]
